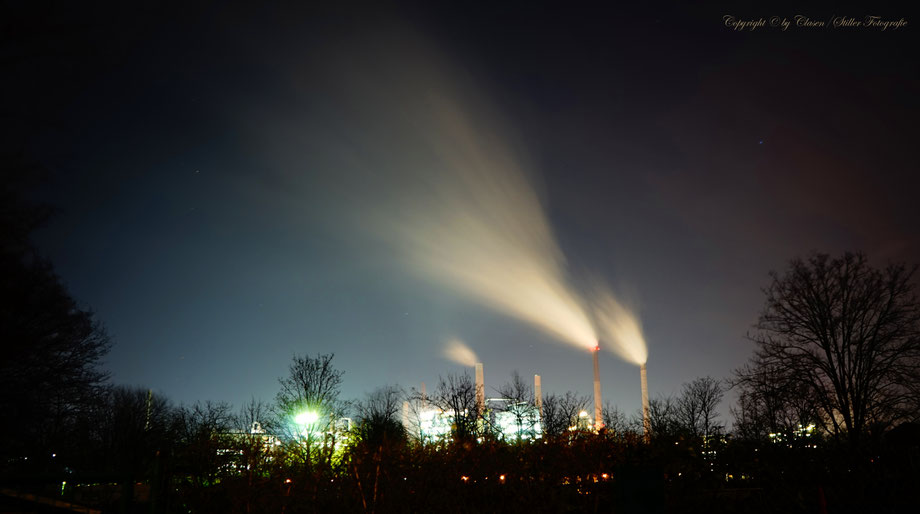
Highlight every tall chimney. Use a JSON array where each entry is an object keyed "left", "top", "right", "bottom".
[
  {"left": 475, "top": 363, "right": 485, "bottom": 416},
  {"left": 640, "top": 363, "right": 650, "bottom": 438},
  {"left": 534, "top": 374, "right": 542, "bottom": 418},
  {"left": 593, "top": 345, "right": 604, "bottom": 430}
]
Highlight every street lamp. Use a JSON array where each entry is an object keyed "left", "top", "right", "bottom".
[{"left": 294, "top": 411, "right": 319, "bottom": 426}]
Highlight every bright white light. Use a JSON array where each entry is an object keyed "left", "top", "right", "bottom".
[{"left": 295, "top": 411, "right": 319, "bottom": 425}]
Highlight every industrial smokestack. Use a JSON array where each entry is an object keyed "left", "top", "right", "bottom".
[
  {"left": 475, "top": 363, "right": 485, "bottom": 416},
  {"left": 534, "top": 374, "right": 542, "bottom": 418},
  {"left": 593, "top": 345, "right": 604, "bottom": 430},
  {"left": 640, "top": 363, "right": 650, "bottom": 438}
]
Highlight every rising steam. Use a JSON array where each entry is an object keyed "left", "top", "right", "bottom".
[
  {"left": 444, "top": 338, "right": 479, "bottom": 367},
  {"left": 592, "top": 286, "right": 648, "bottom": 365},
  {"left": 244, "top": 28, "right": 656, "bottom": 356},
  {"left": 292, "top": 29, "right": 599, "bottom": 350}
]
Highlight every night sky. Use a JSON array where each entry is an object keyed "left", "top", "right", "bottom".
[{"left": 5, "top": 2, "right": 918, "bottom": 423}]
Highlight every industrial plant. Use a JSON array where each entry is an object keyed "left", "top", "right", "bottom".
[{"left": 402, "top": 345, "right": 647, "bottom": 443}]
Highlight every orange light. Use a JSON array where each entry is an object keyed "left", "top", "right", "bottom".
[
  {"left": 460, "top": 476, "right": 469, "bottom": 482},
  {"left": 601, "top": 473, "right": 608, "bottom": 479},
  {"left": 499, "top": 475, "right": 505, "bottom": 482},
  {"left": 284, "top": 478, "right": 292, "bottom": 484}
]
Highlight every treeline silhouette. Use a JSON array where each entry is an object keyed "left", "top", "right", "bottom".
[{"left": 3, "top": 160, "right": 919, "bottom": 513}]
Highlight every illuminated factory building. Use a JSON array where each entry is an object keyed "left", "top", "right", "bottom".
[{"left": 406, "top": 399, "right": 543, "bottom": 442}]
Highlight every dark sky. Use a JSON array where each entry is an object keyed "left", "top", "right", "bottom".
[{"left": 4, "top": 2, "right": 918, "bottom": 423}]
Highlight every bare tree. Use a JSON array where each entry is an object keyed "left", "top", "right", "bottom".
[
  {"left": 494, "top": 371, "right": 539, "bottom": 441},
  {"left": 428, "top": 372, "right": 481, "bottom": 442},
  {"left": 541, "top": 391, "right": 590, "bottom": 438},
  {"left": 675, "top": 376, "right": 724, "bottom": 439},
  {"left": 602, "top": 401, "right": 629, "bottom": 439},
  {"left": 731, "top": 361, "right": 819, "bottom": 441},
  {"left": 275, "top": 353, "right": 344, "bottom": 431},
  {"left": 234, "top": 397, "right": 278, "bottom": 481},
  {"left": 350, "top": 385, "right": 407, "bottom": 514},
  {"left": 174, "top": 400, "right": 234, "bottom": 481},
  {"left": 646, "top": 395, "right": 678, "bottom": 438},
  {"left": 96, "top": 386, "right": 174, "bottom": 513},
  {"left": 1, "top": 174, "right": 112, "bottom": 463},
  {"left": 737, "top": 253, "right": 920, "bottom": 445},
  {"left": 353, "top": 385, "right": 406, "bottom": 447}
]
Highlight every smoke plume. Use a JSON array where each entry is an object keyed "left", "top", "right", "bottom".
[
  {"left": 292, "top": 29, "right": 599, "bottom": 350},
  {"left": 592, "top": 285, "right": 649, "bottom": 365},
  {"left": 444, "top": 338, "right": 479, "bottom": 367}
]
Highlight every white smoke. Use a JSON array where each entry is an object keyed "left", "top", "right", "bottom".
[
  {"left": 591, "top": 285, "right": 649, "bottom": 365},
  {"left": 443, "top": 338, "right": 479, "bottom": 367},
  {"left": 305, "top": 29, "right": 599, "bottom": 350}
]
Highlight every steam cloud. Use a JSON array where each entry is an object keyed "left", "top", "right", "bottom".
[
  {"left": 444, "top": 338, "right": 479, "bottom": 367},
  {"left": 300, "top": 30, "right": 599, "bottom": 350},
  {"left": 592, "top": 286, "right": 649, "bottom": 365},
  {"left": 253, "top": 29, "right": 648, "bottom": 360}
]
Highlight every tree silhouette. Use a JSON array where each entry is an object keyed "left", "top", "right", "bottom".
[
  {"left": 676, "top": 376, "right": 725, "bottom": 439},
  {"left": 353, "top": 385, "right": 406, "bottom": 448},
  {"left": 275, "top": 352, "right": 344, "bottom": 429},
  {"left": 736, "top": 252, "right": 920, "bottom": 446},
  {"left": 349, "top": 385, "right": 408, "bottom": 513},
  {"left": 646, "top": 395, "right": 678, "bottom": 439},
  {"left": 540, "top": 391, "right": 590, "bottom": 438},
  {"left": 494, "top": 371, "right": 539, "bottom": 441},
  {"left": 732, "top": 361, "right": 820, "bottom": 441},
  {"left": 95, "top": 386, "right": 173, "bottom": 512},
  {"left": 429, "top": 372, "right": 481, "bottom": 443},
  {"left": 0, "top": 162, "right": 111, "bottom": 469}
]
